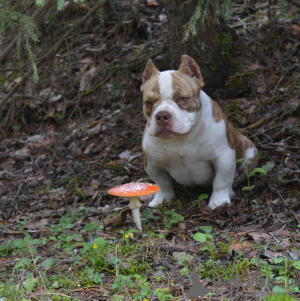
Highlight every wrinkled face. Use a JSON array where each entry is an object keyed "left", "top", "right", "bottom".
[{"left": 142, "top": 70, "right": 203, "bottom": 139}]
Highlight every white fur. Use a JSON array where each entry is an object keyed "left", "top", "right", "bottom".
[{"left": 235, "top": 146, "right": 257, "bottom": 178}]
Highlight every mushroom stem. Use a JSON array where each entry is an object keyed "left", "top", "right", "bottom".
[{"left": 128, "top": 196, "right": 142, "bottom": 231}]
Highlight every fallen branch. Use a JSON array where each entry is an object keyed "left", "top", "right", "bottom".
[
  {"left": 239, "top": 118, "right": 267, "bottom": 134},
  {"left": 259, "top": 143, "right": 300, "bottom": 150}
]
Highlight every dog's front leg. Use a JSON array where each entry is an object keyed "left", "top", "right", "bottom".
[
  {"left": 145, "top": 165, "right": 174, "bottom": 207},
  {"left": 208, "top": 152, "right": 236, "bottom": 209}
]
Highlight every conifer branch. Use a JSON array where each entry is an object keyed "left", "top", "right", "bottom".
[{"left": 182, "top": 0, "right": 248, "bottom": 43}]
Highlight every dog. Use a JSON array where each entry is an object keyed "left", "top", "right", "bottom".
[{"left": 141, "top": 55, "right": 258, "bottom": 209}]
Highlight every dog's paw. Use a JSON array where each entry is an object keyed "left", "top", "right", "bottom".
[
  {"left": 208, "top": 191, "right": 231, "bottom": 210},
  {"left": 148, "top": 190, "right": 174, "bottom": 207}
]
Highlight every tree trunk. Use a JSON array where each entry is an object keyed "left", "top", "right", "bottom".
[{"left": 165, "top": 0, "right": 234, "bottom": 96}]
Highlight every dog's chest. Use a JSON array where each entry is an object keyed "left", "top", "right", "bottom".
[{"left": 143, "top": 133, "right": 218, "bottom": 186}]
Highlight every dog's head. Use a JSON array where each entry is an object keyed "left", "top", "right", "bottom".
[{"left": 141, "top": 55, "right": 205, "bottom": 139}]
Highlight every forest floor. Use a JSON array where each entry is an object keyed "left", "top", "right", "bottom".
[{"left": 0, "top": 1, "right": 300, "bottom": 300}]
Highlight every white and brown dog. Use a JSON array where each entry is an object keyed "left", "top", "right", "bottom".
[{"left": 141, "top": 55, "right": 258, "bottom": 209}]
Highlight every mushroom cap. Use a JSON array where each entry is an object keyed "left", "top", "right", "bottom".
[{"left": 108, "top": 183, "right": 160, "bottom": 197}]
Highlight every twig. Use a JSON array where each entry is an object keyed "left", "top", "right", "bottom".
[
  {"left": 237, "top": 17, "right": 255, "bottom": 36},
  {"left": 0, "top": 128, "right": 7, "bottom": 140},
  {"left": 239, "top": 118, "right": 267, "bottom": 134},
  {"left": 272, "top": 63, "right": 299, "bottom": 97},
  {"left": 239, "top": 108, "right": 283, "bottom": 135},
  {"left": 268, "top": 184, "right": 300, "bottom": 223},
  {"left": 12, "top": 183, "right": 23, "bottom": 206},
  {"left": 180, "top": 285, "right": 188, "bottom": 301},
  {"left": 259, "top": 143, "right": 300, "bottom": 150},
  {"left": 264, "top": 238, "right": 273, "bottom": 259}
]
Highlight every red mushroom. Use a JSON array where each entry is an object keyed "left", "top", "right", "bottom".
[{"left": 108, "top": 183, "right": 160, "bottom": 231}]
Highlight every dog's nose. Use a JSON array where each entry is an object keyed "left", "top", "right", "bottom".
[{"left": 155, "top": 111, "right": 171, "bottom": 125}]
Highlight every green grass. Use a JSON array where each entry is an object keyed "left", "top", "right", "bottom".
[
  {"left": 264, "top": 293, "right": 298, "bottom": 301},
  {"left": 0, "top": 209, "right": 299, "bottom": 301}
]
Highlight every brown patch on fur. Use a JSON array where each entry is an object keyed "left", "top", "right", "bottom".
[
  {"left": 171, "top": 71, "right": 202, "bottom": 112},
  {"left": 226, "top": 122, "right": 253, "bottom": 159},
  {"left": 142, "top": 73, "right": 161, "bottom": 119},
  {"left": 209, "top": 98, "right": 258, "bottom": 176},
  {"left": 210, "top": 98, "right": 225, "bottom": 123},
  {"left": 208, "top": 98, "right": 254, "bottom": 160},
  {"left": 226, "top": 121, "right": 258, "bottom": 185}
]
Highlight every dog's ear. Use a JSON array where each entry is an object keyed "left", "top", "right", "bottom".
[
  {"left": 142, "top": 59, "right": 159, "bottom": 84},
  {"left": 179, "top": 55, "right": 204, "bottom": 87}
]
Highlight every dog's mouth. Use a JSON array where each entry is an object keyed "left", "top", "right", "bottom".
[{"left": 154, "top": 129, "right": 180, "bottom": 139}]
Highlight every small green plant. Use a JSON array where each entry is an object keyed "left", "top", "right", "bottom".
[
  {"left": 142, "top": 231, "right": 164, "bottom": 247},
  {"left": 18, "top": 217, "right": 30, "bottom": 231},
  {"left": 163, "top": 209, "right": 184, "bottom": 228},
  {"left": 154, "top": 288, "right": 176, "bottom": 300},
  {"left": 237, "top": 159, "right": 273, "bottom": 192},
  {"left": 193, "top": 226, "right": 213, "bottom": 245},
  {"left": 0, "top": 239, "right": 14, "bottom": 257},
  {"left": 142, "top": 209, "right": 160, "bottom": 224},
  {"left": 193, "top": 226, "right": 220, "bottom": 259},
  {"left": 81, "top": 221, "right": 103, "bottom": 237},
  {"left": 191, "top": 194, "right": 208, "bottom": 207},
  {"left": 75, "top": 187, "right": 85, "bottom": 198},
  {"left": 177, "top": 253, "right": 193, "bottom": 276}
]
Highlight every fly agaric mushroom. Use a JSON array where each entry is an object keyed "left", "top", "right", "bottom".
[{"left": 108, "top": 183, "right": 160, "bottom": 231}]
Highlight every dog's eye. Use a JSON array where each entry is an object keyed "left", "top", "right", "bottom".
[
  {"left": 145, "top": 101, "right": 153, "bottom": 108},
  {"left": 178, "top": 97, "right": 188, "bottom": 103}
]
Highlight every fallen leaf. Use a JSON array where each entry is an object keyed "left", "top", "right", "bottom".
[
  {"left": 9, "top": 148, "right": 30, "bottom": 159},
  {"left": 106, "top": 176, "right": 129, "bottom": 188},
  {"left": 83, "top": 179, "right": 101, "bottom": 197},
  {"left": 257, "top": 82, "right": 266, "bottom": 93},
  {"left": 26, "top": 219, "right": 49, "bottom": 230},
  {"left": 89, "top": 120, "right": 102, "bottom": 127},
  {"left": 87, "top": 123, "right": 102, "bottom": 135},
  {"left": 230, "top": 241, "right": 252, "bottom": 252},
  {"left": 79, "top": 66, "right": 98, "bottom": 91},
  {"left": 244, "top": 104, "right": 256, "bottom": 114},
  {"left": 247, "top": 231, "right": 270, "bottom": 242},
  {"left": 292, "top": 24, "right": 300, "bottom": 36},
  {"left": 104, "top": 208, "right": 131, "bottom": 227},
  {"left": 79, "top": 56, "right": 94, "bottom": 64},
  {"left": 119, "top": 150, "right": 142, "bottom": 162}
]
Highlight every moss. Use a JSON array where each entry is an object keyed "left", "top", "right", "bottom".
[
  {"left": 214, "top": 32, "right": 234, "bottom": 61},
  {"left": 229, "top": 70, "right": 256, "bottom": 87},
  {"left": 226, "top": 100, "right": 239, "bottom": 113},
  {"left": 0, "top": 74, "right": 4, "bottom": 85}
]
